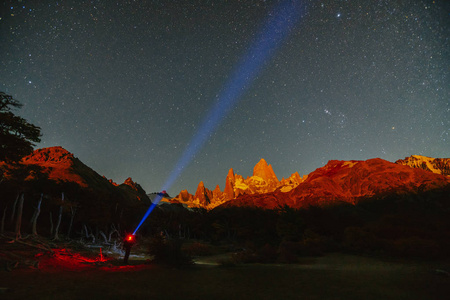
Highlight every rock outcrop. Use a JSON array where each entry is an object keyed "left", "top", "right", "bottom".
[
  {"left": 395, "top": 155, "right": 450, "bottom": 176},
  {"left": 226, "top": 158, "right": 450, "bottom": 209},
  {"left": 170, "top": 158, "right": 304, "bottom": 209}
]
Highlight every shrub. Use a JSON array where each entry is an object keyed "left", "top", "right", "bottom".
[
  {"left": 343, "top": 227, "right": 380, "bottom": 253},
  {"left": 183, "top": 242, "right": 213, "bottom": 257},
  {"left": 278, "top": 241, "right": 300, "bottom": 263},
  {"left": 148, "top": 235, "right": 193, "bottom": 267},
  {"left": 388, "top": 237, "right": 441, "bottom": 259},
  {"left": 300, "top": 229, "right": 331, "bottom": 256},
  {"left": 257, "top": 244, "right": 278, "bottom": 263},
  {"left": 231, "top": 249, "right": 260, "bottom": 264},
  {"left": 218, "top": 258, "right": 237, "bottom": 267}
]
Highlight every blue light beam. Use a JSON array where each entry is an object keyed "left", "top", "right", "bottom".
[
  {"left": 163, "top": 0, "right": 305, "bottom": 192},
  {"left": 133, "top": 0, "right": 305, "bottom": 234},
  {"left": 132, "top": 194, "right": 161, "bottom": 235}
]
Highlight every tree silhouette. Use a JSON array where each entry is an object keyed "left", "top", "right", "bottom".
[{"left": 0, "top": 92, "right": 41, "bottom": 162}]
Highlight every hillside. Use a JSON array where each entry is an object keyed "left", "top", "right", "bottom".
[
  {"left": 224, "top": 158, "right": 450, "bottom": 209},
  {"left": 168, "top": 157, "right": 450, "bottom": 210},
  {"left": 0, "top": 147, "right": 151, "bottom": 236},
  {"left": 3, "top": 146, "right": 150, "bottom": 203}
]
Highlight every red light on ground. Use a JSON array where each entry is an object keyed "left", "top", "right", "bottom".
[{"left": 127, "top": 235, "right": 134, "bottom": 241}]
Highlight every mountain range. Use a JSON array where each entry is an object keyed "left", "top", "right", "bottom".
[
  {"left": 1, "top": 146, "right": 150, "bottom": 204},
  {"left": 167, "top": 155, "right": 450, "bottom": 210},
  {"left": 2, "top": 147, "right": 449, "bottom": 211}
]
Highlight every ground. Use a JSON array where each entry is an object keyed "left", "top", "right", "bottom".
[{"left": 1, "top": 234, "right": 449, "bottom": 300}]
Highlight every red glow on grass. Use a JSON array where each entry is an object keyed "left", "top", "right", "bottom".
[
  {"left": 37, "top": 248, "right": 112, "bottom": 272},
  {"left": 34, "top": 248, "right": 152, "bottom": 273}
]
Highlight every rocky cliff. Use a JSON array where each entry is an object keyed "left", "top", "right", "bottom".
[
  {"left": 224, "top": 158, "right": 450, "bottom": 209},
  {"left": 395, "top": 155, "right": 450, "bottom": 176},
  {"left": 170, "top": 156, "right": 450, "bottom": 210},
  {"left": 170, "top": 158, "right": 304, "bottom": 209}
]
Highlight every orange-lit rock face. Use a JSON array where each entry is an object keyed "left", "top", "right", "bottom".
[
  {"left": 193, "top": 181, "right": 214, "bottom": 206},
  {"left": 20, "top": 146, "right": 88, "bottom": 187},
  {"left": 172, "top": 158, "right": 304, "bottom": 210},
  {"left": 292, "top": 158, "right": 447, "bottom": 204},
  {"left": 107, "top": 178, "right": 119, "bottom": 186},
  {"left": 229, "top": 158, "right": 450, "bottom": 209},
  {"left": 2, "top": 146, "right": 149, "bottom": 204},
  {"left": 253, "top": 158, "right": 279, "bottom": 183},
  {"left": 123, "top": 177, "right": 139, "bottom": 191},
  {"left": 395, "top": 155, "right": 450, "bottom": 176},
  {"left": 223, "top": 168, "right": 236, "bottom": 200}
]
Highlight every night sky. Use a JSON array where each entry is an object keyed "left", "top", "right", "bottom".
[{"left": 1, "top": 0, "right": 449, "bottom": 195}]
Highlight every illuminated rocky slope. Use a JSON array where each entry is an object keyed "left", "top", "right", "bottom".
[
  {"left": 170, "top": 157, "right": 450, "bottom": 210},
  {"left": 3, "top": 146, "right": 149, "bottom": 203},
  {"left": 169, "top": 158, "right": 304, "bottom": 209},
  {"left": 5, "top": 147, "right": 448, "bottom": 211},
  {"left": 395, "top": 155, "right": 450, "bottom": 176},
  {"left": 223, "top": 158, "right": 450, "bottom": 209}
]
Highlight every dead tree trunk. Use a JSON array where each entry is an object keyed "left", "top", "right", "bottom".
[
  {"left": 53, "top": 192, "right": 64, "bottom": 240},
  {"left": 14, "top": 193, "right": 24, "bottom": 240},
  {"left": 1, "top": 205, "right": 7, "bottom": 234},
  {"left": 83, "top": 224, "right": 89, "bottom": 239},
  {"left": 83, "top": 224, "right": 95, "bottom": 243},
  {"left": 30, "top": 193, "right": 43, "bottom": 236},
  {"left": 9, "top": 193, "right": 20, "bottom": 225},
  {"left": 49, "top": 212, "right": 53, "bottom": 236},
  {"left": 108, "top": 224, "right": 119, "bottom": 242},
  {"left": 99, "top": 231, "right": 108, "bottom": 243},
  {"left": 66, "top": 204, "right": 77, "bottom": 238}
]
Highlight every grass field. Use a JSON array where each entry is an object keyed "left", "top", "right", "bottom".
[{"left": 1, "top": 253, "right": 449, "bottom": 300}]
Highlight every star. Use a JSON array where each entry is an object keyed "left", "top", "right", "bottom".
[{"left": 0, "top": 0, "right": 447, "bottom": 194}]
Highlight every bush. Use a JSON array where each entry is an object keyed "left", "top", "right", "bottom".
[
  {"left": 218, "top": 258, "right": 236, "bottom": 267},
  {"left": 257, "top": 244, "right": 278, "bottom": 263},
  {"left": 148, "top": 235, "right": 193, "bottom": 267},
  {"left": 300, "top": 230, "right": 332, "bottom": 256},
  {"left": 183, "top": 242, "right": 213, "bottom": 257},
  {"left": 343, "top": 227, "right": 380, "bottom": 253},
  {"left": 387, "top": 237, "right": 441, "bottom": 259},
  {"left": 231, "top": 249, "right": 260, "bottom": 264},
  {"left": 278, "top": 241, "right": 300, "bottom": 263}
]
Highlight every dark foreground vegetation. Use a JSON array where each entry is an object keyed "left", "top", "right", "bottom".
[
  {"left": 144, "top": 187, "right": 450, "bottom": 264},
  {"left": 1, "top": 184, "right": 449, "bottom": 265},
  {"left": 1, "top": 236, "right": 449, "bottom": 300},
  {"left": 0, "top": 182, "right": 449, "bottom": 299}
]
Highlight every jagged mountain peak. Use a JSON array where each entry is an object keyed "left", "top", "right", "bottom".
[
  {"left": 213, "top": 184, "right": 222, "bottom": 194},
  {"left": 395, "top": 155, "right": 450, "bottom": 176},
  {"left": 226, "top": 168, "right": 235, "bottom": 179},
  {"left": 106, "top": 178, "right": 119, "bottom": 186},
  {"left": 193, "top": 181, "right": 213, "bottom": 206},
  {"left": 253, "top": 158, "right": 279, "bottom": 182},
  {"left": 122, "top": 177, "right": 140, "bottom": 191},
  {"left": 197, "top": 181, "right": 206, "bottom": 189},
  {"left": 170, "top": 156, "right": 450, "bottom": 211},
  {"left": 172, "top": 158, "right": 302, "bottom": 209},
  {"left": 226, "top": 157, "right": 450, "bottom": 210}
]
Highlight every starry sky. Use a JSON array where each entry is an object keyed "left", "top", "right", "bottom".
[{"left": 1, "top": 0, "right": 449, "bottom": 195}]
